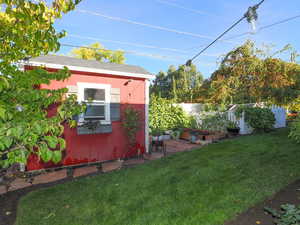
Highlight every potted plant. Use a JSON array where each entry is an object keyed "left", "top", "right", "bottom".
[
  {"left": 170, "top": 129, "right": 181, "bottom": 140},
  {"left": 226, "top": 121, "right": 240, "bottom": 135}
]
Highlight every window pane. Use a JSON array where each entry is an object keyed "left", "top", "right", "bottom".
[
  {"left": 85, "top": 105, "right": 105, "bottom": 118},
  {"left": 84, "top": 88, "right": 105, "bottom": 101}
]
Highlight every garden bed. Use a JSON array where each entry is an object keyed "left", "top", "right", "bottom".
[
  {"left": 225, "top": 179, "right": 300, "bottom": 225},
  {"left": 180, "top": 128, "right": 227, "bottom": 142}
]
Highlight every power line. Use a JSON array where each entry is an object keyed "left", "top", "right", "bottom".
[
  {"left": 68, "top": 34, "right": 187, "bottom": 54},
  {"left": 60, "top": 43, "right": 186, "bottom": 62},
  {"left": 225, "top": 14, "right": 300, "bottom": 41},
  {"left": 188, "top": 13, "right": 300, "bottom": 51},
  {"left": 67, "top": 34, "right": 221, "bottom": 57},
  {"left": 155, "top": 0, "right": 216, "bottom": 16},
  {"left": 61, "top": 43, "right": 218, "bottom": 67},
  {"left": 185, "top": 0, "right": 265, "bottom": 66},
  {"left": 76, "top": 9, "right": 237, "bottom": 44},
  {"left": 259, "top": 14, "right": 300, "bottom": 31}
]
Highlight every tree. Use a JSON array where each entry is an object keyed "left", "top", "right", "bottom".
[
  {"left": 150, "top": 64, "right": 203, "bottom": 102},
  {"left": 0, "top": 0, "right": 84, "bottom": 176},
  {"left": 204, "top": 40, "right": 300, "bottom": 106},
  {"left": 70, "top": 42, "right": 125, "bottom": 64}
]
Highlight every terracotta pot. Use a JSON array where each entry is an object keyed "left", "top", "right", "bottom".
[{"left": 180, "top": 130, "right": 191, "bottom": 141}]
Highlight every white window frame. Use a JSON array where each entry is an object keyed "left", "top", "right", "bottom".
[{"left": 77, "top": 82, "right": 111, "bottom": 123}]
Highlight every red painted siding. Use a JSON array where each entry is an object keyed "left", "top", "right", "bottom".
[{"left": 27, "top": 68, "right": 146, "bottom": 170}]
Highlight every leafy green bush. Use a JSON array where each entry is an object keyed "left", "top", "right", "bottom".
[
  {"left": 149, "top": 95, "right": 191, "bottom": 134},
  {"left": 236, "top": 106, "right": 275, "bottom": 132},
  {"left": 199, "top": 112, "right": 229, "bottom": 132},
  {"left": 122, "top": 106, "right": 141, "bottom": 145},
  {"left": 227, "top": 120, "right": 239, "bottom": 129},
  {"left": 264, "top": 204, "right": 300, "bottom": 225},
  {"left": 289, "top": 116, "right": 300, "bottom": 143}
]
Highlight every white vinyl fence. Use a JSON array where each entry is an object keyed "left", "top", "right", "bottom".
[{"left": 177, "top": 103, "right": 286, "bottom": 135}]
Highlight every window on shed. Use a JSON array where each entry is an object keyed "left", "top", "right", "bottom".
[{"left": 78, "top": 83, "right": 111, "bottom": 122}]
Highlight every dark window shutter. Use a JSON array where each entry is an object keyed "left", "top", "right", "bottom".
[{"left": 110, "top": 88, "right": 120, "bottom": 121}]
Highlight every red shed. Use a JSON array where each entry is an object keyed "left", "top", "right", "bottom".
[{"left": 24, "top": 55, "right": 154, "bottom": 171}]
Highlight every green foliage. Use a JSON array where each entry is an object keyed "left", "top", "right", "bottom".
[
  {"left": 227, "top": 121, "right": 239, "bottom": 129},
  {"left": 71, "top": 42, "right": 125, "bottom": 64},
  {"left": 265, "top": 204, "right": 300, "bottom": 225},
  {"left": 287, "top": 96, "right": 300, "bottom": 112},
  {"left": 122, "top": 106, "right": 141, "bottom": 146},
  {"left": 149, "top": 95, "right": 191, "bottom": 134},
  {"left": 289, "top": 117, "right": 300, "bottom": 143},
  {"left": 199, "top": 112, "right": 229, "bottom": 132},
  {"left": 150, "top": 64, "right": 203, "bottom": 103},
  {"left": 203, "top": 40, "right": 300, "bottom": 106},
  {"left": 236, "top": 106, "right": 276, "bottom": 132},
  {"left": 0, "top": 0, "right": 83, "bottom": 172},
  {"left": 0, "top": 0, "right": 81, "bottom": 63}
]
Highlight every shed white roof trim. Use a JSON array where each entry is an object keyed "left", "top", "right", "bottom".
[{"left": 26, "top": 55, "right": 154, "bottom": 79}]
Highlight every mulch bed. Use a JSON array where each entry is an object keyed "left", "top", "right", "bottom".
[{"left": 225, "top": 179, "right": 300, "bottom": 225}]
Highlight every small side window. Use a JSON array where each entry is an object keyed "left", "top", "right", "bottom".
[{"left": 77, "top": 83, "right": 111, "bottom": 122}]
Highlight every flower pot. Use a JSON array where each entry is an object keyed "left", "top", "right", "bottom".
[{"left": 180, "top": 130, "right": 191, "bottom": 141}]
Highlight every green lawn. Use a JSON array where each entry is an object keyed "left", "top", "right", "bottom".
[{"left": 16, "top": 129, "right": 300, "bottom": 225}]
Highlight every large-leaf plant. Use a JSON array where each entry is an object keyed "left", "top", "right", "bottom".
[{"left": 0, "top": 0, "right": 83, "bottom": 175}]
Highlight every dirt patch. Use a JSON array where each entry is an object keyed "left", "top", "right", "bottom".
[{"left": 225, "top": 179, "right": 300, "bottom": 225}]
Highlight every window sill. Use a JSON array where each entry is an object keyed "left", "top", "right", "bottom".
[{"left": 77, "top": 120, "right": 112, "bottom": 135}]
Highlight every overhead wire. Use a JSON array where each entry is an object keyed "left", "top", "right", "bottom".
[
  {"left": 155, "top": 0, "right": 216, "bottom": 16},
  {"left": 60, "top": 43, "right": 186, "bottom": 62},
  {"left": 186, "top": 0, "right": 266, "bottom": 65},
  {"left": 76, "top": 9, "right": 237, "bottom": 44},
  {"left": 188, "top": 13, "right": 300, "bottom": 53},
  {"left": 64, "top": 12, "right": 300, "bottom": 66},
  {"left": 67, "top": 34, "right": 221, "bottom": 56}
]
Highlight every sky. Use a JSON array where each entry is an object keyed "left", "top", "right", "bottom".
[{"left": 55, "top": 0, "right": 300, "bottom": 78}]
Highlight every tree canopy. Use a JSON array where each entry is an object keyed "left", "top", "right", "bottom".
[
  {"left": 0, "top": 0, "right": 83, "bottom": 173},
  {"left": 150, "top": 64, "right": 203, "bottom": 103},
  {"left": 70, "top": 42, "right": 126, "bottom": 64},
  {"left": 202, "top": 40, "right": 300, "bottom": 107}
]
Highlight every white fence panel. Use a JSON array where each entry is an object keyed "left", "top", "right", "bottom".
[
  {"left": 176, "top": 103, "right": 286, "bottom": 134},
  {"left": 271, "top": 106, "right": 286, "bottom": 128}
]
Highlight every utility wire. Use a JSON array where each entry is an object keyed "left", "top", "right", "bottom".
[
  {"left": 155, "top": 0, "right": 216, "bottom": 16},
  {"left": 66, "top": 10, "right": 300, "bottom": 64},
  {"left": 68, "top": 34, "right": 188, "bottom": 54},
  {"left": 67, "top": 34, "right": 221, "bottom": 57},
  {"left": 61, "top": 43, "right": 217, "bottom": 66},
  {"left": 224, "top": 14, "right": 300, "bottom": 41},
  {"left": 186, "top": 13, "right": 300, "bottom": 51},
  {"left": 76, "top": 9, "right": 237, "bottom": 44},
  {"left": 60, "top": 43, "right": 186, "bottom": 62},
  {"left": 186, "top": 0, "right": 265, "bottom": 65}
]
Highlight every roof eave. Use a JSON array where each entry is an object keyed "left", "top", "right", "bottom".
[{"left": 26, "top": 61, "right": 155, "bottom": 80}]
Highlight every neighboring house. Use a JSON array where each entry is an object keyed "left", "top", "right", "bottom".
[{"left": 24, "top": 55, "right": 154, "bottom": 171}]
